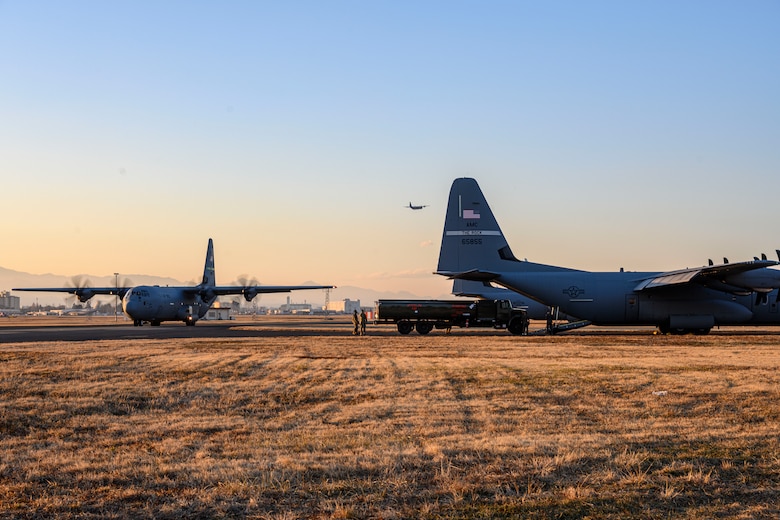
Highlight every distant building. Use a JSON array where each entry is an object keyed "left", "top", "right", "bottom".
[
  {"left": 0, "top": 291, "right": 21, "bottom": 312},
  {"left": 278, "top": 296, "right": 312, "bottom": 314},
  {"left": 203, "top": 300, "right": 233, "bottom": 321},
  {"left": 326, "top": 298, "right": 361, "bottom": 315},
  {"left": 204, "top": 307, "right": 232, "bottom": 320}
]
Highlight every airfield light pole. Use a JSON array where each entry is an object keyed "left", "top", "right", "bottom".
[
  {"left": 114, "top": 272, "right": 119, "bottom": 322},
  {"left": 324, "top": 287, "right": 330, "bottom": 315}
]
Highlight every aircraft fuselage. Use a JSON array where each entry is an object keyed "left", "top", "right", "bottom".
[
  {"left": 122, "top": 285, "right": 216, "bottom": 326},
  {"left": 497, "top": 270, "right": 778, "bottom": 330}
]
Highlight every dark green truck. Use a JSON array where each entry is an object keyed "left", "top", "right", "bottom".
[{"left": 375, "top": 299, "right": 528, "bottom": 335}]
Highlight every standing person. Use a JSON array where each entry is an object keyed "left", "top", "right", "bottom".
[
  {"left": 546, "top": 309, "right": 553, "bottom": 334},
  {"left": 352, "top": 309, "right": 360, "bottom": 335},
  {"left": 359, "top": 310, "right": 367, "bottom": 336}
]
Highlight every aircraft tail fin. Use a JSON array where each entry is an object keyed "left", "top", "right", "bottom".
[
  {"left": 436, "top": 178, "right": 523, "bottom": 276},
  {"left": 436, "top": 178, "right": 569, "bottom": 278},
  {"left": 201, "top": 238, "right": 216, "bottom": 287}
]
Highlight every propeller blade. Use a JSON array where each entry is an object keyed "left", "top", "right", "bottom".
[
  {"left": 233, "top": 275, "right": 261, "bottom": 302},
  {"left": 65, "top": 275, "right": 93, "bottom": 304}
]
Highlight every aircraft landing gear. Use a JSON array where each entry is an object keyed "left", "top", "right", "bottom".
[{"left": 658, "top": 324, "right": 712, "bottom": 335}]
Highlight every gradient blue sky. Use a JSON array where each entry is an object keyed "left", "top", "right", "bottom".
[{"left": 2, "top": 1, "right": 778, "bottom": 300}]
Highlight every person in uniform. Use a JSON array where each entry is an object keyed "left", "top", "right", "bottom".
[
  {"left": 352, "top": 309, "right": 360, "bottom": 335},
  {"left": 359, "top": 310, "right": 367, "bottom": 335}
]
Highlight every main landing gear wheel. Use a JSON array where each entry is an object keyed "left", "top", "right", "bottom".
[{"left": 658, "top": 324, "right": 712, "bottom": 335}]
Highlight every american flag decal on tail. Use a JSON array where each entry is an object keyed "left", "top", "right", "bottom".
[{"left": 463, "top": 209, "right": 480, "bottom": 219}]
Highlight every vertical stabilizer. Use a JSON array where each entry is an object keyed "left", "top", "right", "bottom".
[
  {"left": 436, "top": 178, "right": 518, "bottom": 275},
  {"left": 437, "top": 178, "right": 569, "bottom": 277},
  {"left": 201, "top": 238, "right": 216, "bottom": 287}
]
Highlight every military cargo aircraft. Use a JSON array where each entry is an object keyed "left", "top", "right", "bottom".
[
  {"left": 14, "top": 239, "right": 334, "bottom": 326},
  {"left": 436, "top": 178, "right": 780, "bottom": 334},
  {"left": 407, "top": 202, "right": 428, "bottom": 210}
]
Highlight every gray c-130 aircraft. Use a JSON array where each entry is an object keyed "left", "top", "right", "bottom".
[
  {"left": 436, "top": 178, "right": 780, "bottom": 334},
  {"left": 14, "top": 238, "right": 334, "bottom": 326}
]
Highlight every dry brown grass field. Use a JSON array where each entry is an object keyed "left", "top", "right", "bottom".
[{"left": 1, "top": 317, "right": 779, "bottom": 518}]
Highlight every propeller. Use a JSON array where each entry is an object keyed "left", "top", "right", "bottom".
[
  {"left": 65, "top": 275, "right": 94, "bottom": 304},
  {"left": 233, "top": 274, "right": 260, "bottom": 302},
  {"left": 113, "top": 277, "right": 134, "bottom": 300}
]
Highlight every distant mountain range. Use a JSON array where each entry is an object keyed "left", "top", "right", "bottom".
[{"left": 0, "top": 266, "right": 453, "bottom": 308}]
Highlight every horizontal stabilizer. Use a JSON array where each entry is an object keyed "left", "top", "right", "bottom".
[{"left": 434, "top": 269, "right": 500, "bottom": 281}]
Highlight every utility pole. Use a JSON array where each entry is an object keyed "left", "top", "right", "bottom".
[{"left": 114, "top": 272, "right": 119, "bottom": 322}]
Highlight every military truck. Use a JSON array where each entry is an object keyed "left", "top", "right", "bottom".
[{"left": 375, "top": 299, "right": 528, "bottom": 335}]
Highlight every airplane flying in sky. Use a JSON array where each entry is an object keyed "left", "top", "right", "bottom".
[
  {"left": 14, "top": 239, "right": 334, "bottom": 326},
  {"left": 436, "top": 178, "right": 780, "bottom": 334},
  {"left": 407, "top": 202, "right": 428, "bottom": 210}
]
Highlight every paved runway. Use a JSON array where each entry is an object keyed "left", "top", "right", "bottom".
[{"left": 0, "top": 317, "right": 356, "bottom": 343}]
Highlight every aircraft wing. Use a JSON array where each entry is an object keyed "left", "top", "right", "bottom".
[
  {"left": 209, "top": 284, "right": 334, "bottom": 296},
  {"left": 634, "top": 259, "right": 780, "bottom": 293},
  {"left": 13, "top": 287, "right": 131, "bottom": 301}
]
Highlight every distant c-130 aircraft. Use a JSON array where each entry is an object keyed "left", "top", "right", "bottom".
[
  {"left": 436, "top": 177, "right": 780, "bottom": 334},
  {"left": 14, "top": 238, "right": 334, "bottom": 326}
]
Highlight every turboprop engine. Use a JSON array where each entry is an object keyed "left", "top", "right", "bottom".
[
  {"left": 76, "top": 289, "right": 95, "bottom": 302},
  {"left": 724, "top": 269, "right": 780, "bottom": 294}
]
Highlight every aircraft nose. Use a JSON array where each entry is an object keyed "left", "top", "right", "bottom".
[{"left": 123, "top": 298, "right": 140, "bottom": 318}]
